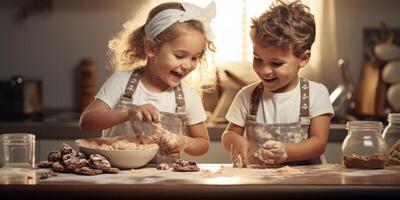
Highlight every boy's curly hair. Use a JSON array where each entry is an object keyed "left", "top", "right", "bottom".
[{"left": 251, "top": 0, "right": 315, "bottom": 57}]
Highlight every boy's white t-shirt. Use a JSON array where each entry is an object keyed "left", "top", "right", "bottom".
[
  {"left": 226, "top": 79, "right": 334, "bottom": 127},
  {"left": 95, "top": 70, "right": 207, "bottom": 126}
]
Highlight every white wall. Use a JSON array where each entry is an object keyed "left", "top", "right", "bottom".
[
  {"left": 335, "top": 0, "right": 400, "bottom": 86},
  {"left": 0, "top": 0, "right": 146, "bottom": 109}
]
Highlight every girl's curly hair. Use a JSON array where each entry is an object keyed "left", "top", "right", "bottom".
[{"left": 107, "top": 2, "right": 216, "bottom": 93}]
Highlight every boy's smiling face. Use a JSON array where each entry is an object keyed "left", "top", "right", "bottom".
[{"left": 251, "top": 29, "right": 310, "bottom": 93}]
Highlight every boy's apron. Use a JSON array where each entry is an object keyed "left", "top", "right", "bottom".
[
  {"left": 102, "top": 68, "right": 187, "bottom": 163},
  {"left": 245, "top": 78, "right": 325, "bottom": 166}
]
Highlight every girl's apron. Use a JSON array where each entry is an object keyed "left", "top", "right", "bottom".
[
  {"left": 102, "top": 68, "right": 187, "bottom": 163},
  {"left": 245, "top": 78, "right": 325, "bottom": 166}
]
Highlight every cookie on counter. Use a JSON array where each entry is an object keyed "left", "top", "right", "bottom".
[
  {"left": 47, "top": 151, "right": 62, "bottom": 162},
  {"left": 173, "top": 159, "right": 200, "bottom": 172},
  {"left": 51, "top": 162, "right": 67, "bottom": 173},
  {"left": 74, "top": 166, "right": 103, "bottom": 176},
  {"left": 63, "top": 154, "right": 88, "bottom": 170},
  {"left": 103, "top": 167, "right": 120, "bottom": 174},
  {"left": 88, "top": 154, "right": 112, "bottom": 170},
  {"left": 37, "top": 160, "right": 54, "bottom": 168},
  {"left": 157, "top": 163, "right": 170, "bottom": 170},
  {"left": 60, "top": 143, "right": 75, "bottom": 155}
]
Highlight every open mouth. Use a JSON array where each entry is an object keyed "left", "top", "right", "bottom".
[
  {"left": 170, "top": 70, "right": 184, "bottom": 80},
  {"left": 263, "top": 77, "right": 278, "bottom": 83}
]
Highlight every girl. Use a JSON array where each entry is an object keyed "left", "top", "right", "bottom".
[
  {"left": 221, "top": 0, "right": 334, "bottom": 167},
  {"left": 80, "top": 2, "right": 216, "bottom": 162}
]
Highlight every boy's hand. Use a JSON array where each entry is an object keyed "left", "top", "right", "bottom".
[
  {"left": 230, "top": 139, "right": 248, "bottom": 168},
  {"left": 254, "top": 140, "right": 287, "bottom": 165},
  {"left": 127, "top": 104, "right": 160, "bottom": 123}
]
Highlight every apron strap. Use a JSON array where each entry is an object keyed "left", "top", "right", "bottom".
[
  {"left": 249, "top": 78, "right": 310, "bottom": 124},
  {"left": 299, "top": 78, "right": 311, "bottom": 125},
  {"left": 174, "top": 85, "right": 186, "bottom": 113},
  {"left": 119, "top": 68, "right": 186, "bottom": 113},
  {"left": 249, "top": 82, "right": 264, "bottom": 116},
  {"left": 120, "top": 68, "right": 144, "bottom": 104}
]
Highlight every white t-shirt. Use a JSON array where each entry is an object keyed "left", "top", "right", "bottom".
[
  {"left": 226, "top": 79, "right": 334, "bottom": 127},
  {"left": 96, "top": 70, "right": 207, "bottom": 126}
]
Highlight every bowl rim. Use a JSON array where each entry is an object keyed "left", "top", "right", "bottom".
[{"left": 75, "top": 138, "right": 159, "bottom": 153}]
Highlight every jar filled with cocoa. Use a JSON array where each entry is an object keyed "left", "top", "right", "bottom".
[
  {"left": 341, "top": 121, "right": 388, "bottom": 169},
  {"left": 382, "top": 113, "right": 400, "bottom": 165}
]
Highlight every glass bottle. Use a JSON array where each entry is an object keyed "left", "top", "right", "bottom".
[
  {"left": 341, "top": 121, "right": 388, "bottom": 169},
  {"left": 382, "top": 113, "right": 400, "bottom": 165}
]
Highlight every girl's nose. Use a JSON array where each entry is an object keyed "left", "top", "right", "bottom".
[{"left": 182, "top": 59, "right": 194, "bottom": 70}]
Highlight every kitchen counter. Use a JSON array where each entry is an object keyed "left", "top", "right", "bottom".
[{"left": 0, "top": 164, "right": 399, "bottom": 200}]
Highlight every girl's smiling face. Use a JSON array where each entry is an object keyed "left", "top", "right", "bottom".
[
  {"left": 251, "top": 29, "right": 310, "bottom": 93},
  {"left": 145, "top": 25, "right": 206, "bottom": 91}
]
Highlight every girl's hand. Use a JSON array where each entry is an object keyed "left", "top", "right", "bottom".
[
  {"left": 157, "top": 133, "right": 187, "bottom": 155},
  {"left": 127, "top": 104, "right": 160, "bottom": 123},
  {"left": 254, "top": 140, "right": 287, "bottom": 165}
]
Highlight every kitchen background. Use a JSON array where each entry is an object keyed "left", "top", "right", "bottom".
[{"left": 0, "top": 0, "right": 400, "bottom": 164}]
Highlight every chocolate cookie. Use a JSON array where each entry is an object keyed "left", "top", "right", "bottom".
[
  {"left": 47, "top": 151, "right": 62, "bottom": 162},
  {"left": 37, "top": 160, "right": 54, "bottom": 168},
  {"left": 103, "top": 167, "right": 120, "bottom": 174},
  {"left": 63, "top": 154, "right": 88, "bottom": 170},
  {"left": 88, "top": 154, "right": 112, "bottom": 170},
  {"left": 60, "top": 143, "right": 75, "bottom": 155},
  {"left": 156, "top": 163, "right": 170, "bottom": 170},
  {"left": 51, "top": 162, "right": 67, "bottom": 173},
  {"left": 39, "top": 171, "right": 58, "bottom": 179},
  {"left": 74, "top": 166, "right": 103, "bottom": 176},
  {"left": 173, "top": 159, "right": 200, "bottom": 172}
]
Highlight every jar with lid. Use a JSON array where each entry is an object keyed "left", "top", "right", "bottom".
[
  {"left": 382, "top": 113, "right": 400, "bottom": 165},
  {"left": 341, "top": 121, "right": 388, "bottom": 169}
]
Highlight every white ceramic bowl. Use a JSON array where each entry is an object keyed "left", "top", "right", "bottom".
[{"left": 75, "top": 138, "right": 158, "bottom": 169}]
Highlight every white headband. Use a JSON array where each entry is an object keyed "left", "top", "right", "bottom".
[{"left": 144, "top": 1, "right": 216, "bottom": 41}]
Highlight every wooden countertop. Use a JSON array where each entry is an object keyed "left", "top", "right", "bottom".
[{"left": 1, "top": 164, "right": 399, "bottom": 199}]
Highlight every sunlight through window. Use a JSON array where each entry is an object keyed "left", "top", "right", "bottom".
[{"left": 190, "top": 0, "right": 274, "bottom": 66}]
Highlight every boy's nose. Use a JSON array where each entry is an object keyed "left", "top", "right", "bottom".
[{"left": 261, "top": 65, "right": 273, "bottom": 74}]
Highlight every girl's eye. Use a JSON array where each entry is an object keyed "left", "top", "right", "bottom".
[
  {"left": 175, "top": 54, "right": 185, "bottom": 59},
  {"left": 192, "top": 57, "right": 200, "bottom": 62}
]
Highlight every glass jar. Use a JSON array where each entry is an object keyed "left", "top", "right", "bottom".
[
  {"left": 0, "top": 133, "right": 36, "bottom": 168},
  {"left": 341, "top": 121, "right": 388, "bottom": 169},
  {"left": 382, "top": 113, "right": 400, "bottom": 165},
  {"left": 383, "top": 113, "right": 400, "bottom": 149}
]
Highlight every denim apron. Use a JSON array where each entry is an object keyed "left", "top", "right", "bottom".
[
  {"left": 102, "top": 68, "right": 186, "bottom": 163},
  {"left": 245, "top": 78, "right": 324, "bottom": 166}
]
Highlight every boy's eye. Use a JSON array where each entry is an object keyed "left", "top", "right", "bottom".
[
  {"left": 271, "top": 61, "right": 284, "bottom": 67},
  {"left": 253, "top": 57, "right": 263, "bottom": 63}
]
